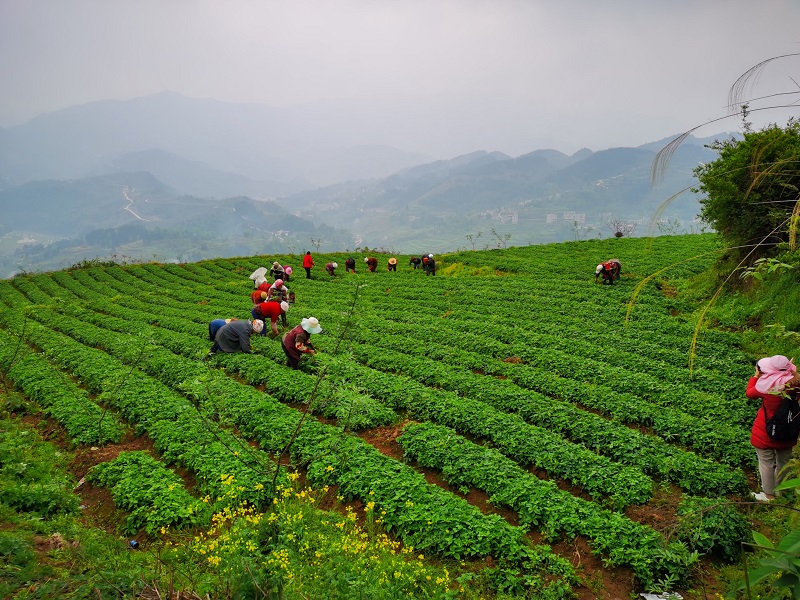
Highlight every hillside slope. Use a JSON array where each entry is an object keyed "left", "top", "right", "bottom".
[{"left": 0, "top": 234, "right": 775, "bottom": 599}]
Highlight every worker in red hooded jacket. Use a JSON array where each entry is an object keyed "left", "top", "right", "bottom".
[
  {"left": 746, "top": 355, "right": 800, "bottom": 501},
  {"left": 302, "top": 251, "right": 314, "bottom": 279}
]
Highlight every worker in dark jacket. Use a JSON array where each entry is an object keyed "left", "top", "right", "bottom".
[
  {"left": 365, "top": 257, "right": 378, "bottom": 272},
  {"left": 208, "top": 318, "right": 238, "bottom": 341},
  {"left": 269, "top": 261, "right": 286, "bottom": 280},
  {"left": 387, "top": 257, "right": 398, "bottom": 271},
  {"left": 207, "top": 320, "right": 263, "bottom": 356},
  {"left": 345, "top": 257, "right": 356, "bottom": 273},
  {"left": 410, "top": 256, "right": 421, "bottom": 269},
  {"left": 281, "top": 317, "right": 322, "bottom": 369},
  {"left": 425, "top": 254, "right": 436, "bottom": 276}
]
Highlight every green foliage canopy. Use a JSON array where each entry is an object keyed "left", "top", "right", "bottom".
[{"left": 693, "top": 119, "right": 800, "bottom": 259}]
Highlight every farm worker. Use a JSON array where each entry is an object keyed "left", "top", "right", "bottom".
[
  {"left": 325, "top": 261, "right": 338, "bottom": 276},
  {"left": 251, "top": 289, "right": 268, "bottom": 304},
  {"left": 267, "top": 279, "right": 289, "bottom": 302},
  {"left": 746, "top": 355, "right": 800, "bottom": 501},
  {"left": 345, "top": 257, "right": 356, "bottom": 273},
  {"left": 208, "top": 320, "right": 263, "bottom": 356},
  {"left": 422, "top": 255, "right": 429, "bottom": 271},
  {"left": 266, "top": 279, "right": 290, "bottom": 325},
  {"left": 387, "top": 257, "right": 398, "bottom": 272},
  {"left": 365, "top": 257, "right": 378, "bottom": 272},
  {"left": 269, "top": 261, "right": 285, "bottom": 280},
  {"left": 409, "top": 256, "right": 421, "bottom": 269},
  {"left": 425, "top": 254, "right": 436, "bottom": 276},
  {"left": 249, "top": 267, "right": 268, "bottom": 289},
  {"left": 607, "top": 259, "right": 622, "bottom": 280},
  {"left": 594, "top": 261, "right": 617, "bottom": 285},
  {"left": 281, "top": 316, "right": 322, "bottom": 369},
  {"left": 252, "top": 301, "right": 290, "bottom": 336},
  {"left": 303, "top": 251, "right": 314, "bottom": 279},
  {"left": 284, "top": 266, "right": 293, "bottom": 281},
  {"left": 288, "top": 291, "right": 296, "bottom": 304},
  {"left": 208, "top": 318, "right": 237, "bottom": 341}
]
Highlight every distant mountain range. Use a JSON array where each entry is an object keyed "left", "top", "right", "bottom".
[
  {"left": 280, "top": 139, "right": 720, "bottom": 250},
  {"left": 0, "top": 92, "right": 736, "bottom": 275},
  {"left": 0, "top": 91, "right": 431, "bottom": 193}
]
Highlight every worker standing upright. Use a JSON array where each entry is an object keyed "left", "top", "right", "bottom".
[{"left": 303, "top": 251, "right": 314, "bottom": 279}]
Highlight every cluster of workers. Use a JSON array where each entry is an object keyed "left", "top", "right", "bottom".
[
  {"left": 205, "top": 251, "right": 440, "bottom": 368},
  {"left": 323, "top": 254, "right": 436, "bottom": 276},
  {"left": 205, "top": 250, "right": 800, "bottom": 505},
  {"left": 205, "top": 260, "right": 321, "bottom": 369}
]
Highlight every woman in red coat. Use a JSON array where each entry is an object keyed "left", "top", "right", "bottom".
[
  {"left": 302, "top": 251, "right": 314, "bottom": 279},
  {"left": 746, "top": 355, "right": 799, "bottom": 501}
]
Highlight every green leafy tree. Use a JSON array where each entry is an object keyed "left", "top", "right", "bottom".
[{"left": 692, "top": 118, "right": 800, "bottom": 260}]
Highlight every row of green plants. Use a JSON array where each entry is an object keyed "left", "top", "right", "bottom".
[
  {"left": 64, "top": 295, "right": 655, "bottom": 508},
  {"left": 26, "top": 261, "right": 751, "bottom": 494},
  {"left": 40, "top": 266, "right": 745, "bottom": 503},
  {"left": 343, "top": 336, "right": 752, "bottom": 468},
  {"left": 0, "top": 304, "right": 576, "bottom": 587},
  {"left": 0, "top": 328, "right": 125, "bottom": 446},
  {"left": 397, "top": 421, "right": 724, "bottom": 591},
  {"left": 0, "top": 235, "right": 763, "bottom": 596},
  {"left": 14, "top": 268, "right": 756, "bottom": 587},
  {"left": 0, "top": 306, "right": 280, "bottom": 513},
  {"left": 0, "top": 413, "right": 467, "bottom": 599},
  {"left": 346, "top": 322, "right": 753, "bottom": 446},
  {"left": 63, "top": 259, "right": 754, "bottom": 467},
  {"left": 87, "top": 450, "right": 211, "bottom": 535}
]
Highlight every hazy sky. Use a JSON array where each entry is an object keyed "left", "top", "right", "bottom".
[{"left": 1, "top": 0, "right": 799, "bottom": 158}]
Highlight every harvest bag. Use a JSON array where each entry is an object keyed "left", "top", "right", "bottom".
[{"left": 764, "top": 392, "right": 800, "bottom": 442}]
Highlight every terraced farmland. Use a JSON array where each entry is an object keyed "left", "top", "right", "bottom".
[{"left": 0, "top": 233, "right": 762, "bottom": 598}]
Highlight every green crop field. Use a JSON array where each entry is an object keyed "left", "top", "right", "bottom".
[{"left": 0, "top": 233, "right": 768, "bottom": 599}]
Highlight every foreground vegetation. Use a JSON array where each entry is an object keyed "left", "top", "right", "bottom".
[{"left": 1, "top": 233, "right": 799, "bottom": 599}]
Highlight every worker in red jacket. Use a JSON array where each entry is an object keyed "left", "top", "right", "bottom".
[
  {"left": 252, "top": 300, "right": 290, "bottom": 336},
  {"left": 746, "top": 355, "right": 800, "bottom": 501},
  {"left": 302, "top": 251, "right": 314, "bottom": 279},
  {"left": 365, "top": 257, "right": 378, "bottom": 272},
  {"left": 595, "top": 259, "right": 621, "bottom": 284}
]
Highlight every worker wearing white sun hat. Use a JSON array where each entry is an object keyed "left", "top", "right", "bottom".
[{"left": 282, "top": 317, "right": 323, "bottom": 369}]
